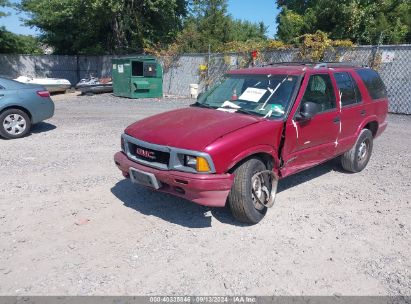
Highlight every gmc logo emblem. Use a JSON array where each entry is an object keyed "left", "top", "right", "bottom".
[{"left": 136, "top": 148, "right": 156, "bottom": 160}]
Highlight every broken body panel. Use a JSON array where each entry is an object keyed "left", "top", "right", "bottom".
[{"left": 114, "top": 63, "right": 388, "bottom": 208}]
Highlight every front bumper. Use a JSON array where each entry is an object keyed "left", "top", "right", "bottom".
[{"left": 114, "top": 152, "right": 234, "bottom": 207}]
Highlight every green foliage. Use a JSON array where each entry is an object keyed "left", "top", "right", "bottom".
[
  {"left": 0, "top": 26, "right": 42, "bottom": 54},
  {"left": 277, "top": 0, "right": 411, "bottom": 44},
  {"left": 297, "top": 30, "right": 332, "bottom": 62},
  {"left": 185, "top": 0, "right": 232, "bottom": 52},
  {"left": 276, "top": 8, "right": 305, "bottom": 44},
  {"left": 174, "top": 0, "right": 268, "bottom": 53},
  {"left": 18, "top": 0, "right": 269, "bottom": 55},
  {"left": 19, "top": 0, "right": 187, "bottom": 55},
  {"left": 0, "top": 0, "right": 10, "bottom": 18},
  {"left": 228, "top": 20, "right": 267, "bottom": 42}
]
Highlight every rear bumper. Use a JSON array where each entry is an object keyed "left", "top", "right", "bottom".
[
  {"left": 31, "top": 98, "right": 55, "bottom": 124},
  {"left": 114, "top": 152, "right": 234, "bottom": 207}
]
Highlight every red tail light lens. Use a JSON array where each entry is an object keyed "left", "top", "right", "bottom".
[{"left": 37, "top": 90, "right": 50, "bottom": 98}]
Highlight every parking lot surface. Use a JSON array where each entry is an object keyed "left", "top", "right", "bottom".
[{"left": 0, "top": 93, "right": 410, "bottom": 295}]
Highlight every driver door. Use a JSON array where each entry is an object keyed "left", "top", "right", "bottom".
[{"left": 281, "top": 72, "right": 340, "bottom": 177}]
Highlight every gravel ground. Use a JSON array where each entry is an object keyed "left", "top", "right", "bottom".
[{"left": 0, "top": 93, "right": 410, "bottom": 296}]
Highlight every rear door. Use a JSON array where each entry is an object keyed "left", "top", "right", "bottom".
[
  {"left": 281, "top": 72, "right": 340, "bottom": 176},
  {"left": 332, "top": 71, "right": 364, "bottom": 154}
]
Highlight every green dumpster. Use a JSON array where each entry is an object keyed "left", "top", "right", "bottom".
[{"left": 112, "top": 56, "right": 163, "bottom": 99}]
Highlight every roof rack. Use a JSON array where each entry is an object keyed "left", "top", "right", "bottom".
[
  {"left": 262, "top": 62, "right": 316, "bottom": 67},
  {"left": 262, "top": 61, "right": 368, "bottom": 68}
]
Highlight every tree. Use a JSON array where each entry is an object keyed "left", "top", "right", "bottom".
[
  {"left": 0, "top": 26, "right": 42, "bottom": 54},
  {"left": 276, "top": 0, "right": 411, "bottom": 44},
  {"left": 189, "top": 0, "right": 232, "bottom": 51},
  {"left": 0, "top": 0, "right": 9, "bottom": 17},
  {"left": 175, "top": 0, "right": 267, "bottom": 53},
  {"left": 229, "top": 20, "right": 267, "bottom": 42},
  {"left": 0, "top": 0, "right": 42, "bottom": 54},
  {"left": 276, "top": 8, "right": 305, "bottom": 43},
  {"left": 19, "top": 0, "right": 188, "bottom": 55}
]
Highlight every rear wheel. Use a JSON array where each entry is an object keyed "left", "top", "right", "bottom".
[
  {"left": 341, "top": 129, "right": 373, "bottom": 173},
  {"left": 0, "top": 109, "right": 31, "bottom": 139},
  {"left": 228, "top": 158, "right": 277, "bottom": 224}
]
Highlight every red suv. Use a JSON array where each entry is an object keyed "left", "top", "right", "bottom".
[{"left": 114, "top": 63, "right": 388, "bottom": 224}]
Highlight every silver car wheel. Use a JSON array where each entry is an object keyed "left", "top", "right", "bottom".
[
  {"left": 252, "top": 174, "right": 270, "bottom": 211},
  {"left": 357, "top": 138, "right": 370, "bottom": 166},
  {"left": 3, "top": 114, "right": 27, "bottom": 135}
]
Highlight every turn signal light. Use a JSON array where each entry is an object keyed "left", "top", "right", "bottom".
[{"left": 196, "top": 156, "right": 211, "bottom": 172}]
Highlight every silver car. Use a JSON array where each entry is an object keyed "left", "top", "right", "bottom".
[{"left": 0, "top": 78, "right": 55, "bottom": 139}]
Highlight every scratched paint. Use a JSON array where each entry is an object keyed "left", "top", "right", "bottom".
[{"left": 292, "top": 120, "right": 299, "bottom": 139}]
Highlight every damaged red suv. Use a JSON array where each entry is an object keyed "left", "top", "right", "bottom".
[{"left": 114, "top": 63, "right": 388, "bottom": 224}]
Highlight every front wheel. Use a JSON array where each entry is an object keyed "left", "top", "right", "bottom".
[
  {"left": 0, "top": 109, "right": 31, "bottom": 139},
  {"left": 341, "top": 129, "right": 373, "bottom": 173},
  {"left": 228, "top": 158, "right": 278, "bottom": 224}
]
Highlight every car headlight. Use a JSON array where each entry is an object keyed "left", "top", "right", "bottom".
[{"left": 184, "top": 155, "right": 211, "bottom": 172}]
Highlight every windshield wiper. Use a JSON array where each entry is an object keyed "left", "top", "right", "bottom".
[{"left": 191, "top": 102, "right": 216, "bottom": 109}]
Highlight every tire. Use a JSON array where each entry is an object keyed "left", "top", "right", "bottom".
[
  {"left": 228, "top": 158, "right": 272, "bottom": 224},
  {"left": 341, "top": 129, "right": 373, "bottom": 173},
  {"left": 0, "top": 109, "right": 31, "bottom": 139}
]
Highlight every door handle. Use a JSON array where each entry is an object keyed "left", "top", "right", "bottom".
[
  {"left": 360, "top": 110, "right": 366, "bottom": 116},
  {"left": 333, "top": 117, "right": 340, "bottom": 124}
]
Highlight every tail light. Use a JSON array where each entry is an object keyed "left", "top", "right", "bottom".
[{"left": 37, "top": 90, "right": 50, "bottom": 98}]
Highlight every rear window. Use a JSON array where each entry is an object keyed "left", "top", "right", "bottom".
[
  {"left": 334, "top": 72, "right": 362, "bottom": 106},
  {"left": 356, "top": 69, "right": 387, "bottom": 100}
]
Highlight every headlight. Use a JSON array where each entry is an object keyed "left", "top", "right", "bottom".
[
  {"left": 184, "top": 155, "right": 211, "bottom": 172},
  {"left": 185, "top": 155, "right": 197, "bottom": 169}
]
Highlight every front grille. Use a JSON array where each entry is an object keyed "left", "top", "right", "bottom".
[
  {"left": 122, "top": 134, "right": 215, "bottom": 174},
  {"left": 128, "top": 143, "right": 170, "bottom": 166}
]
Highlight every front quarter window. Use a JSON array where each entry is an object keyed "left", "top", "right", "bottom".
[{"left": 196, "top": 74, "right": 299, "bottom": 119}]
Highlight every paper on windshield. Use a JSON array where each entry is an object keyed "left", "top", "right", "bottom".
[
  {"left": 217, "top": 101, "right": 241, "bottom": 113},
  {"left": 217, "top": 108, "right": 237, "bottom": 113},
  {"left": 221, "top": 101, "right": 241, "bottom": 108},
  {"left": 239, "top": 88, "right": 267, "bottom": 102}
]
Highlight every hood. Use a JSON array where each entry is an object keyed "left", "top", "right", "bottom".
[{"left": 125, "top": 107, "right": 262, "bottom": 151}]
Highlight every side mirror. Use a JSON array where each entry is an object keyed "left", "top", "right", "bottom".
[{"left": 297, "top": 101, "right": 321, "bottom": 120}]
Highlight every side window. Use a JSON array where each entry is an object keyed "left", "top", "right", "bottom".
[
  {"left": 302, "top": 74, "right": 336, "bottom": 112},
  {"left": 334, "top": 72, "right": 362, "bottom": 106},
  {"left": 356, "top": 69, "right": 387, "bottom": 100}
]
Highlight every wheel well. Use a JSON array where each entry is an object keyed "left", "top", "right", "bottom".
[
  {"left": 228, "top": 153, "right": 274, "bottom": 173},
  {"left": 364, "top": 121, "right": 378, "bottom": 137},
  {"left": 0, "top": 106, "right": 32, "bottom": 121}
]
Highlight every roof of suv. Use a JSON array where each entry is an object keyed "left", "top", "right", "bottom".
[{"left": 228, "top": 62, "right": 366, "bottom": 76}]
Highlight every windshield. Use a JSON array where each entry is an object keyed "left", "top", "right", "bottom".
[{"left": 196, "top": 74, "right": 299, "bottom": 119}]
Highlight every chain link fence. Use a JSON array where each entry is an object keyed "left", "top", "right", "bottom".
[{"left": 0, "top": 45, "right": 410, "bottom": 114}]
